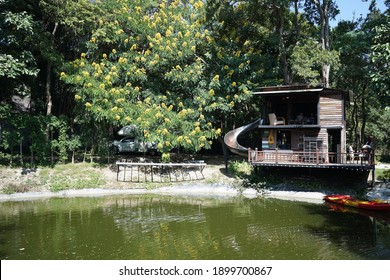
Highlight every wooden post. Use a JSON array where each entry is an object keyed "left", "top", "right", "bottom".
[
  {"left": 255, "top": 148, "right": 258, "bottom": 162},
  {"left": 275, "top": 148, "right": 278, "bottom": 164},
  {"left": 221, "top": 136, "right": 230, "bottom": 174}
]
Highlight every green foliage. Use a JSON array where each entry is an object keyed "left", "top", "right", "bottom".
[
  {"left": 50, "top": 116, "right": 82, "bottom": 163},
  {"left": 161, "top": 152, "right": 171, "bottom": 163},
  {"left": 290, "top": 38, "right": 340, "bottom": 85},
  {"left": 303, "top": 0, "right": 340, "bottom": 25},
  {"left": 0, "top": 104, "right": 11, "bottom": 119},
  {"left": 0, "top": 0, "right": 101, "bottom": 117},
  {"left": 365, "top": 106, "right": 390, "bottom": 154},
  {"left": 228, "top": 160, "right": 253, "bottom": 178},
  {"left": 62, "top": 0, "right": 231, "bottom": 157},
  {"left": 203, "top": 0, "right": 266, "bottom": 124},
  {"left": 371, "top": 21, "right": 390, "bottom": 99},
  {"left": 376, "top": 168, "right": 390, "bottom": 181},
  {"left": 0, "top": 0, "right": 389, "bottom": 165},
  {"left": 48, "top": 174, "right": 103, "bottom": 192},
  {"left": 0, "top": 10, "right": 39, "bottom": 98},
  {"left": 2, "top": 115, "right": 49, "bottom": 165},
  {"left": 0, "top": 113, "right": 84, "bottom": 165},
  {"left": 332, "top": 6, "right": 389, "bottom": 153},
  {"left": 0, "top": 114, "right": 25, "bottom": 162},
  {"left": 227, "top": 160, "right": 269, "bottom": 195},
  {"left": 0, "top": 54, "right": 39, "bottom": 79}
]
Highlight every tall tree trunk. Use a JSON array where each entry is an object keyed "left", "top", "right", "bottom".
[
  {"left": 293, "top": 0, "right": 300, "bottom": 38},
  {"left": 352, "top": 98, "right": 359, "bottom": 148},
  {"left": 360, "top": 92, "right": 367, "bottom": 146},
  {"left": 275, "top": 4, "right": 290, "bottom": 84},
  {"left": 46, "top": 22, "right": 58, "bottom": 116},
  {"left": 312, "top": 0, "right": 331, "bottom": 87},
  {"left": 322, "top": 64, "right": 330, "bottom": 87},
  {"left": 46, "top": 61, "right": 53, "bottom": 116}
]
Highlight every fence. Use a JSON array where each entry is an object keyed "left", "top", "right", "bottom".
[
  {"left": 116, "top": 161, "right": 207, "bottom": 183},
  {"left": 248, "top": 148, "right": 374, "bottom": 166}
]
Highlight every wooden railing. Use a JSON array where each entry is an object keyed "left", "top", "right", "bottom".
[{"left": 248, "top": 148, "right": 374, "bottom": 166}]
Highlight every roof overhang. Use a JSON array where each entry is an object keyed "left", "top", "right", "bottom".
[
  {"left": 252, "top": 85, "right": 353, "bottom": 104},
  {"left": 252, "top": 88, "right": 323, "bottom": 95},
  {"left": 258, "top": 124, "right": 321, "bottom": 129}
]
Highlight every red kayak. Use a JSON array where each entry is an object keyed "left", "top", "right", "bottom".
[
  {"left": 324, "top": 201, "right": 390, "bottom": 222},
  {"left": 323, "top": 195, "right": 390, "bottom": 212}
]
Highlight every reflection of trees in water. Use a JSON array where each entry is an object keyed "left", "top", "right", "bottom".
[
  {"left": 1, "top": 195, "right": 390, "bottom": 259},
  {"left": 108, "top": 196, "right": 237, "bottom": 259},
  {"left": 376, "top": 221, "right": 390, "bottom": 249},
  {"left": 305, "top": 203, "right": 390, "bottom": 259},
  {"left": 0, "top": 218, "right": 18, "bottom": 259}
]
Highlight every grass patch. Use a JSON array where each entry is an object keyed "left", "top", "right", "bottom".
[
  {"left": 2, "top": 182, "right": 33, "bottom": 194},
  {"left": 0, "top": 166, "right": 41, "bottom": 194},
  {"left": 1, "top": 178, "right": 41, "bottom": 194},
  {"left": 39, "top": 163, "right": 106, "bottom": 192},
  {"left": 376, "top": 168, "right": 390, "bottom": 181}
]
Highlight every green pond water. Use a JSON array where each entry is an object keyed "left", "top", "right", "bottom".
[{"left": 1, "top": 192, "right": 390, "bottom": 260}]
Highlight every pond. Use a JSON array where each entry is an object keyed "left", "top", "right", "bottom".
[{"left": 1, "top": 189, "right": 390, "bottom": 260}]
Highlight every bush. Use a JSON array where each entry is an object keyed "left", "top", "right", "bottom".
[
  {"left": 377, "top": 169, "right": 390, "bottom": 181},
  {"left": 228, "top": 160, "right": 253, "bottom": 178},
  {"left": 228, "top": 160, "right": 269, "bottom": 195}
]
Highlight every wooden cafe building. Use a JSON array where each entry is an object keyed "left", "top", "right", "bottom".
[{"left": 235, "top": 85, "right": 375, "bottom": 181}]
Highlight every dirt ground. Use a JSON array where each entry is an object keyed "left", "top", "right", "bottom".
[{"left": 0, "top": 155, "right": 241, "bottom": 194}]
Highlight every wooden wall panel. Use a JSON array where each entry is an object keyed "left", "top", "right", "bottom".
[{"left": 319, "top": 94, "right": 343, "bottom": 126}]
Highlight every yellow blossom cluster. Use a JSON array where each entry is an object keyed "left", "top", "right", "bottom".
[{"left": 62, "top": 0, "right": 229, "bottom": 155}]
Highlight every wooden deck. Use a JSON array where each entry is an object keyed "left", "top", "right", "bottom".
[
  {"left": 116, "top": 161, "right": 207, "bottom": 182},
  {"left": 248, "top": 148, "right": 375, "bottom": 171}
]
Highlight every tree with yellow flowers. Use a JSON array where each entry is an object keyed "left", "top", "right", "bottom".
[{"left": 62, "top": 0, "right": 256, "bottom": 161}]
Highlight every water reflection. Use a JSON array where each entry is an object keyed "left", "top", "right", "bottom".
[
  {"left": 0, "top": 195, "right": 389, "bottom": 260},
  {"left": 318, "top": 203, "right": 390, "bottom": 259}
]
